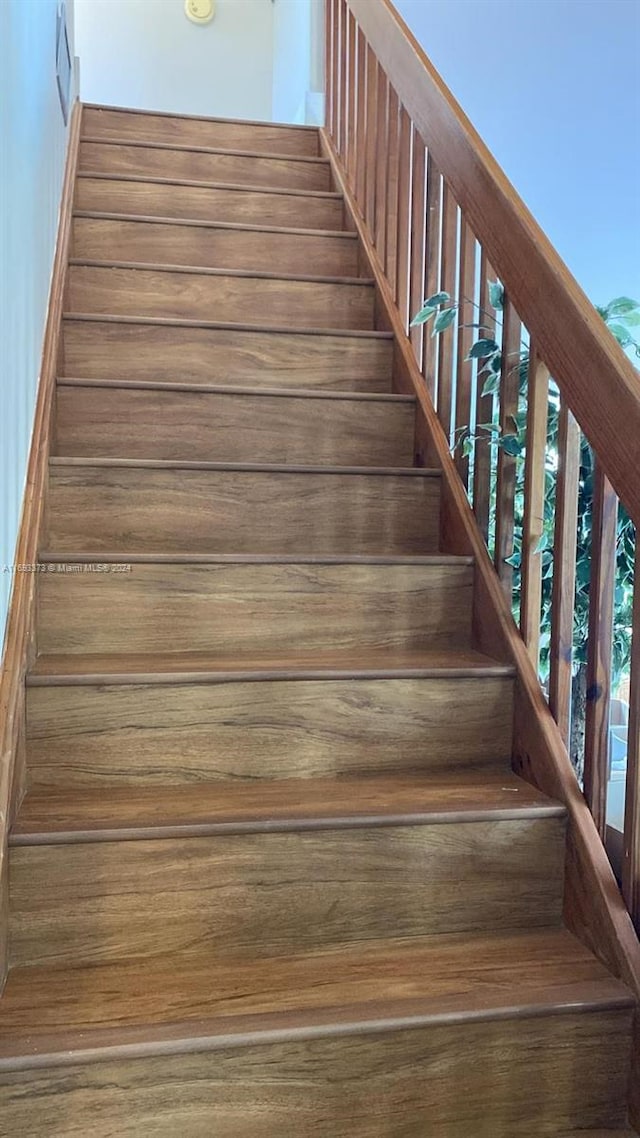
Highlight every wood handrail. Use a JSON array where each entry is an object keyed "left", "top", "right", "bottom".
[{"left": 347, "top": 0, "right": 640, "bottom": 528}]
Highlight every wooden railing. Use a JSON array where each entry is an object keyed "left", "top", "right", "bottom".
[{"left": 325, "top": 0, "right": 640, "bottom": 934}]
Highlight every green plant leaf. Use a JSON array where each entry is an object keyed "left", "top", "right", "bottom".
[
  {"left": 488, "top": 281, "right": 504, "bottom": 310},
  {"left": 467, "top": 338, "right": 501, "bottom": 359},
  {"left": 608, "top": 323, "right": 633, "bottom": 344},
  {"left": 410, "top": 305, "right": 436, "bottom": 328},
  {"left": 432, "top": 307, "right": 458, "bottom": 335},
  {"left": 481, "top": 373, "right": 501, "bottom": 397},
  {"left": 424, "top": 290, "right": 451, "bottom": 308},
  {"left": 533, "top": 533, "right": 548, "bottom": 554},
  {"left": 498, "top": 434, "right": 522, "bottom": 456},
  {"left": 607, "top": 296, "right": 640, "bottom": 316},
  {"left": 621, "top": 311, "right": 640, "bottom": 327},
  {"left": 461, "top": 436, "right": 474, "bottom": 457}
]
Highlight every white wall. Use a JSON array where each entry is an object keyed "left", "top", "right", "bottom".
[
  {"left": 74, "top": 0, "right": 274, "bottom": 121},
  {"left": 272, "top": 0, "right": 311, "bottom": 124},
  {"left": 0, "top": 0, "right": 76, "bottom": 649},
  {"left": 395, "top": 0, "right": 640, "bottom": 307}
]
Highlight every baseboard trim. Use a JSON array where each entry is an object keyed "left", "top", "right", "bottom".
[{"left": 0, "top": 99, "right": 82, "bottom": 989}]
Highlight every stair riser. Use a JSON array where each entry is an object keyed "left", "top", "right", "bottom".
[
  {"left": 83, "top": 107, "right": 321, "bottom": 157},
  {"left": 80, "top": 141, "right": 332, "bottom": 192},
  {"left": 72, "top": 217, "right": 360, "bottom": 278},
  {"left": 60, "top": 320, "right": 393, "bottom": 391},
  {"left": 0, "top": 1011, "right": 629, "bottom": 1137},
  {"left": 54, "top": 386, "right": 414, "bottom": 466},
  {"left": 37, "top": 564, "right": 473, "bottom": 655},
  {"left": 75, "top": 178, "right": 346, "bottom": 230},
  {"left": 46, "top": 468, "right": 441, "bottom": 555},
  {"left": 10, "top": 817, "right": 565, "bottom": 967},
  {"left": 26, "top": 675, "right": 515, "bottom": 787},
  {"left": 67, "top": 265, "right": 375, "bottom": 332}
]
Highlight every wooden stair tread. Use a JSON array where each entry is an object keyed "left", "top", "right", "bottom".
[
  {"left": 77, "top": 170, "right": 345, "bottom": 199},
  {"left": 73, "top": 209, "right": 357, "bottom": 242},
  {"left": 81, "top": 134, "right": 332, "bottom": 166},
  {"left": 56, "top": 377, "right": 413, "bottom": 403},
  {"left": 28, "top": 645, "right": 514, "bottom": 685},
  {"left": 69, "top": 257, "right": 375, "bottom": 289},
  {"left": 37, "top": 552, "right": 469, "bottom": 565},
  {"left": 0, "top": 928, "right": 631, "bottom": 1069},
  {"left": 49, "top": 456, "right": 438, "bottom": 476},
  {"left": 63, "top": 310, "right": 394, "bottom": 339},
  {"left": 11, "top": 770, "right": 563, "bottom": 842}
]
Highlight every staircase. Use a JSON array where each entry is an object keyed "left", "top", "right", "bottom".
[{"left": 0, "top": 105, "right": 636, "bottom": 1136}]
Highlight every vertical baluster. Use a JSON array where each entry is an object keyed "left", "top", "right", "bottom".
[
  {"left": 374, "top": 71, "right": 389, "bottom": 262},
  {"left": 409, "top": 129, "right": 426, "bottom": 368},
  {"left": 395, "top": 107, "right": 411, "bottom": 331},
  {"left": 346, "top": 11, "right": 357, "bottom": 183},
  {"left": 454, "top": 219, "right": 477, "bottom": 487},
  {"left": 584, "top": 462, "right": 618, "bottom": 839},
  {"left": 623, "top": 539, "right": 640, "bottom": 933},
  {"left": 338, "top": 0, "right": 347, "bottom": 158},
  {"left": 472, "top": 254, "right": 497, "bottom": 543},
  {"left": 421, "top": 155, "right": 442, "bottom": 402},
  {"left": 548, "top": 402, "right": 581, "bottom": 745},
  {"left": 364, "top": 47, "right": 378, "bottom": 238},
  {"left": 384, "top": 86, "right": 400, "bottom": 290},
  {"left": 519, "top": 348, "right": 550, "bottom": 668},
  {"left": 436, "top": 179, "right": 458, "bottom": 442},
  {"left": 354, "top": 27, "right": 367, "bottom": 212},
  {"left": 494, "top": 298, "right": 522, "bottom": 598}
]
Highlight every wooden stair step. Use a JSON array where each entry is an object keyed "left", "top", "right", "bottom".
[
  {"left": 11, "top": 768, "right": 560, "bottom": 842},
  {"left": 75, "top": 174, "right": 346, "bottom": 229},
  {"left": 8, "top": 794, "right": 566, "bottom": 964},
  {"left": 45, "top": 459, "right": 441, "bottom": 554},
  {"left": 54, "top": 380, "right": 415, "bottom": 466},
  {"left": 25, "top": 651, "right": 515, "bottom": 788},
  {"left": 36, "top": 556, "right": 473, "bottom": 656},
  {"left": 82, "top": 105, "right": 321, "bottom": 157},
  {"left": 67, "top": 261, "right": 375, "bottom": 330},
  {"left": 0, "top": 932, "right": 633, "bottom": 1138},
  {"left": 28, "top": 645, "right": 512, "bottom": 685},
  {"left": 1, "top": 928, "right": 628, "bottom": 1061},
  {"left": 72, "top": 213, "right": 360, "bottom": 277},
  {"left": 80, "top": 138, "right": 333, "bottom": 192},
  {"left": 61, "top": 314, "right": 394, "bottom": 390}
]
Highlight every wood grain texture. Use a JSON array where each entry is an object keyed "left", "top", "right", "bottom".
[
  {"left": 0, "top": 928, "right": 619, "bottom": 1048},
  {"left": 27, "top": 646, "right": 512, "bottom": 686},
  {"left": 72, "top": 214, "right": 359, "bottom": 278},
  {"left": 80, "top": 140, "right": 332, "bottom": 192},
  {"left": 67, "top": 262, "right": 375, "bottom": 331},
  {"left": 61, "top": 316, "right": 394, "bottom": 390},
  {"left": 36, "top": 560, "right": 472, "bottom": 656},
  {"left": 75, "top": 175, "right": 346, "bottom": 229},
  {"left": 11, "top": 769, "right": 563, "bottom": 841},
  {"left": 45, "top": 462, "right": 441, "bottom": 554},
  {"left": 10, "top": 816, "right": 565, "bottom": 967},
  {"left": 0, "top": 101, "right": 82, "bottom": 990},
  {"left": 0, "top": 1006, "right": 632, "bottom": 1136},
  {"left": 82, "top": 106, "right": 321, "bottom": 157},
  {"left": 346, "top": 0, "right": 640, "bottom": 529},
  {"left": 54, "top": 382, "right": 414, "bottom": 466},
  {"left": 25, "top": 669, "right": 515, "bottom": 787}
]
